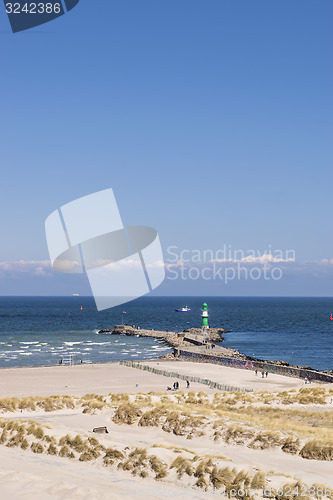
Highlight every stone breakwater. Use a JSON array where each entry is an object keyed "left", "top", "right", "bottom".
[
  {"left": 98, "top": 325, "right": 333, "bottom": 383},
  {"left": 175, "top": 349, "right": 333, "bottom": 384},
  {"left": 98, "top": 324, "right": 232, "bottom": 351}
]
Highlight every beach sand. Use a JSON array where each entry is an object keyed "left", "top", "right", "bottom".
[{"left": 0, "top": 360, "right": 332, "bottom": 499}]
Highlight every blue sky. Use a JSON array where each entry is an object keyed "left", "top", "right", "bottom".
[{"left": 0, "top": 0, "right": 332, "bottom": 296}]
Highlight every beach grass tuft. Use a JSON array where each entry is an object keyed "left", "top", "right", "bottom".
[{"left": 112, "top": 403, "right": 142, "bottom": 425}]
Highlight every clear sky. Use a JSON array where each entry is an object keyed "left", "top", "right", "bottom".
[{"left": 0, "top": 0, "right": 332, "bottom": 296}]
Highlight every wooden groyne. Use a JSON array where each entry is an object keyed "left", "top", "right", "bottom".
[{"left": 120, "top": 360, "right": 252, "bottom": 392}]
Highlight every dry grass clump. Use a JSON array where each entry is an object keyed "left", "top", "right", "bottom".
[
  {"left": 296, "top": 388, "right": 327, "bottom": 405},
  {"left": 212, "top": 405, "right": 332, "bottom": 447},
  {"left": 0, "top": 395, "right": 77, "bottom": 413},
  {"left": 6, "top": 433, "right": 23, "bottom": 448},
  {"left": 162, "top": 411, "right": 205, "bottom": 437},
  {"left": 281, "top": 437, "right": 301, "bottom": 455},
  {"left": 249, "top": 431, "right": 282, "bottom": 450},
  {"left": 18, "top": 397, "right": 37, "bottom": 411},
  {"left": 276, "top": 481, "right": 309, "bottom": 500},
  {"left": 26, "top": 422, "right": 44, "bottom": 439},
  {"left": 0, "top": 428, "right": 8, "bottom": 444},
  {"left": 47, "top": 443, "right": 58, "bottom": 455},
  {"left": 37, "top": 395, "right": 75, "bottom": 412},
  {"left": 138, "top": 407, "right": 167, "bottom": 427},
  {"left": 44, "top": 434, "right": 57, "bottom": 444},
  {"left": 59, "top": 445, "right": 75, "bottom": 459},
  {"left": 185, "top": 391, "right": 209, "bottom": 405},
  {"left": 196, "top": 464, "right": 267, "bottom": 496},
  {"left": 299, "top": 441, "right": 333, "bottom": 461},
  {"left": 118, "top": 447, "right": 168, "bottom": 479},
  {"left": 135, "top": 394, "right": 152, "bottom": 406},
  {"left": 170, "top": 456, "right": 194, "bottom": 478},
  {"left": 0, "top": 398, "right": 20, "bottom": 412},
  {"left": 21, "top": 438, "right": 29, "bottom": 450},
  {"left": 70, "top": 435, "right": 87, "bottom": 453},
  {"left": 57, "top": 433, "right": 104, "bottom": 458},
  {"left": 103, "top": 448, "right": 125, "bottom": 466},
  {"left": 30, "top": 442, "right": 44, "bottom": 454},
  {"left": 58, "top": 434, "right": 72, "bottom": 447},
  {"left": 227, "top": 470, "right": 252, "bottom": 499},
  {"left": 275, "top": 388, "right": 328, "bottom": 406},
  {"left": 251, "top": 471, "right": 266, "bottom": 489},
  {"left": 194, "top": 458, "right": 213, "bottom": 489},
  {"left": 0, "top": 421, "right": 30, "bottom": 449},
  {"left": 210, "top": 465, "right": 235, "bottom": 490},
  {"left": 109, "top": 393, "right": 130, "bottom": 404},
  {"left": 225, "top": 425, "right": 255, "bottom": 445},
  {"left": 79, "top": 449, "right": 99, "bottom": 461},
  {"left": 149, "top": 455, "right": 168, "bottom": 479},
  {"left": 80, "top": 394, "right": 108, "bottom": 414},
  {"left": 112, "top": 404, "right": 142, "bottom": 425}
]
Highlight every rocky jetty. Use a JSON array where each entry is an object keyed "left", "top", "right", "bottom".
[
  {"left": 182, "top": 327, "right": 228, "bottom": 342},
  {"left": 98, "top": 324, "right": 228, "bottom": 350}
]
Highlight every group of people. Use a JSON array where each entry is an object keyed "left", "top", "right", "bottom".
[
  {"left": 255, "top": 370, "right": 269, "bottom": 378},
  {"left": 167, "top": 380, "right": 191, "bottom": 391}
]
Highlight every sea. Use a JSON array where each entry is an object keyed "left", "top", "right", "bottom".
[{"left": 0, "top": 296, "right": 332, "bottom": 371}]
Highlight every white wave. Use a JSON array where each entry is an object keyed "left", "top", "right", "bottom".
[
  {"left": 19, "top": 352, "right": 33, "bottom": 356},
  {"left": 85, "top": 342, "right": 110, "bottom": 346},
  {"left": 19, "top": 341, "right": 39, "bottom": 345}
]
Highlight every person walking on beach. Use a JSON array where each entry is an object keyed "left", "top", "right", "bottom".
[
  {"left": 255, "top": 370, "right": 258, "bottom": 376},
  {"left": 265, "top": 371, "right": 268, "bottom": 377},
  {"left": 186, "top": 380, "right": 190, "bottom": 388},
  {"left": 261, "top": 371, "right": 265, "bottom": 378}
]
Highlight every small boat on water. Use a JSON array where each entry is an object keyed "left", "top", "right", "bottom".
[{"left": 175, "top": 306, "right": 191, "bottom": 312}]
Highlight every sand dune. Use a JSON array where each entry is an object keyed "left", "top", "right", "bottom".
[{"left": 0, "top": 360, "right": 332, "bottom": 499}]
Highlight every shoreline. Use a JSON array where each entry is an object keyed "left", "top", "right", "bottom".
[{"left": 0, "top": 324, "right": 331, "bottom": 382}]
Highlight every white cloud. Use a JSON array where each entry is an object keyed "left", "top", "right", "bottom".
[
  {"left": 211, "top": 254, "right": 295, "bottom": 264},
  {"left": 0, "top": 260, "right": 52, "bottom": 277}
]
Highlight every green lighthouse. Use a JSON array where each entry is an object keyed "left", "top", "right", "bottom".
[{"left": 201, "top": 302, "right": 209, "bottom": 342}]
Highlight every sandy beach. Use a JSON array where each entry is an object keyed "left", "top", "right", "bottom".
[{"left": 0, "top": 360, "right": 332, "bottom": 499}]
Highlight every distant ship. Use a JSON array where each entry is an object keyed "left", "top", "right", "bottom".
[
  {"left": 72, "top": 293, "right": 79, "bottom": 296},
  {"left": 175, "top": 306, "right": 191, "bottom": 312}
]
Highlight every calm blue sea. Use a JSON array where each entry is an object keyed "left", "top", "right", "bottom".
[{"left": 0, "top": 297, "right": 332, "bottom": 371}]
